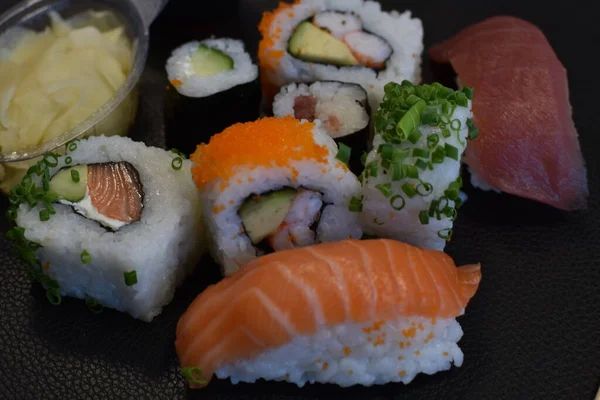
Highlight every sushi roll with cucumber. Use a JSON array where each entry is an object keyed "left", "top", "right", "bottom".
[
  {"left": 165, "top": 38, "right": 260, "bottom": 155},
  {"left": 359, "top": 80, "right": 478, "bottom": 250},
  {"left": 190, "top": 116, "right": 363, "bottom": 276},
  {"left": 258, "top": 0, "right": 423, "bottom": 110},
  {"left": 6, "top": 136, "right": 206, "bottom": 321},
  {"left": 273, "top": 81, "right": 370, "bottom": 174}
]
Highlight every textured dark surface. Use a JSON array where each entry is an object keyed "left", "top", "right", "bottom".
[{"left": 1, "top": 0, "right": 600, "bottom": 399}]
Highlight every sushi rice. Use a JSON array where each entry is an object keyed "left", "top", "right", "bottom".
[{"left": 14, "top": 136, "right": 206, "bottom": 321}]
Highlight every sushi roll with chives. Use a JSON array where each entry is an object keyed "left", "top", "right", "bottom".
[
  {"left": 359, "top": 80, "right": 477, "bottom": 250},
  {"left": 258, "top": 0, "right": 423, "bottom": 111},
  {"left": 189, "top": 116, "right": 363, "bottom": 276},
  {"left": 273, "top": 81, "right": 370, "bottom": 174},
  {"left": 175, "top": 239, "right": 482, "bottom": 388},
  {"left": 6, "top": 136, "right": 206, "bottom": 321},
  {"left": 165, "top": 38, "right": 260, "bottom": 155}
]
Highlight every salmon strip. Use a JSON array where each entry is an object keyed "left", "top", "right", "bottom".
[{"left": 175, "top": 239, "right": 481, "bottom": 387}]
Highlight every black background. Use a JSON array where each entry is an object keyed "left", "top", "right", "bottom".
[{"left": 1, "top": 0, "right": 599, "bottom": 399}]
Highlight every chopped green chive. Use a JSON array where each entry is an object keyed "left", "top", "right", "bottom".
[
  {"left": 379, "top": 144, "right": 393, "bottom": 161},
  {"left": 65, "top": 156, "right": 72, "bottom": 165},
  {"left": 438, "top": 228, "right": 453, "bottom": 241},
  {"left": 67, "top": 141, "right": 78, "bottom": 152},
  {"left": 450, "top": 119, "right": 462, "bottom": 131},
  {"left": 366, "top": 161, "right": 378, "bottom": 178},
  {"left": 392, "top": 149, "right": 410, "bottom": 164},
  {"left": 412, "top": 148, "right": 430, "bottom": 159},
  {"left": 43, "top": 153, "right": 59, "bottom": 167},
  {"left": 416, "top": 182, "right": 433, "bottom": 196},
  {"left": 389, "top": 195, "right": 405, "bottom": 211},
  {"left": 375, "top": 183, "right": 393, "bottom": 198},
  {"left": 444, "top": 143, "right": 459, "bottom": 161},
  {"left": 427, "top": 134, "right": 439, "bottom": 149},
  {"left": 85, "top": 298, "right": 104, "bottom": 314},
  {"left": 441, "top": 127, "right": 451, "bottom": 138},
  {"left": 46, "top": 288, "right": 62, "bottom": 305},
  {"left": 402, "top": 164, "right": 419, "bottom": 179},
  {"left": 349, "top": 196, "right": 363, "bottom": 212},
  {"left": 421, "top": 105, "right": 441, "bottom": 126},
  {"left": 39, "top": 209, "right": 50, "bottom": 222},
  {"left": 415, "top": 159, "right": 428, "bottom": 170},
  {"left": 336, "top": 143, "right": 351, "bottom": 165},
  {"left": 70, "top": 169, "right": 80, "bottom": 183},
  {"left": 455, "top": 92, "right": 469, "bottom": 107},
  {"left": 42, "top": 168, "right": 50, "bottom": 191},
  {"left": 445, "top": 188, "right": 459, "bottom": 200},
  {"left": 170, "top": 148, "right": 188, "bottom": 159},
  {"left": 401, "top": 183, "right": 417, "bottom": 198},
  {"left": 392, "top": 164, "right": 402, "bottom": 181},
  {"left": 432, "top": 146, "right": 446, "bottom": 164},
  {"left": 462, "top": 86, "right": 474, "bottom": 100},
  {"left": 419, "top": 210, "right": 430, "bottom": 224},
  {"left": 172, "top": 157, "right": 183, "bottom": 170},
  {"left": 80, "top": 250, "right": 91, "bottom": 264},
  {"left": 124, "top": 271, "right": 138, "bottom": 286},
  {"left": 181, "top": 367, "right": 208, "bottom": 385},
  {"left": 407, "top": 129, "right": 422, "bottom": 144},
  {"left": 467, "top": 118, "right": 479, "bottom": 140},
  {"left": 396, "top": 99, "right": 426, "bottom": 140},
  {"left": 360, "top": 151, "right": 367, "bottom": 166}
]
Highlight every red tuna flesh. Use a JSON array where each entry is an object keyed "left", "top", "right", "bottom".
[{"left": 429, "top": 16, "right": 588, "bottom": 210}]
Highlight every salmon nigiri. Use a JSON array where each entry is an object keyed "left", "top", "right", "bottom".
[
  {"left": 429, "top": 16, "right": 588, "bottom": 211},
  {"left": 175, "top": 239, "right": 481, "bottom": 388}
]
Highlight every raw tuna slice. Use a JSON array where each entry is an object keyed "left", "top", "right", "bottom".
[{"left": 429, "top": 16, "right": 588, "bottom": 210}]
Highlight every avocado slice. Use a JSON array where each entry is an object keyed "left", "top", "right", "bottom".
[
  {"left": 288, "top": 22, "right": 359, "bottom": 66},
  {"left": 191, "top": 44, "right": 234, "bottom": 77},
  {"left": 49, "top": 165, "right": 88, "bottom": 202},
  {"left": 239, "top": 188, "right": 296, "bottom": 244}
]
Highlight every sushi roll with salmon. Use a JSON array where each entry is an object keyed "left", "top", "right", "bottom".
[
  {"left": 258, "top": 0, "right": 423, "bottom": 111},
  {"left": 6, "top": 136, "right": 206, "bottom": 321},
  {"left": 175, "top": 239, "right": 482, "bottom": 388},
  {"left": 165, "top": 38, "right": 261, "bottom": 155},
  {"left": 359, "top": 80, "right": 477, "bottom": 250},
  {"left": 273, "top": 80, "right": 371, "bottom": 174},
  {"left": 190, "top": 116, "right": 363, "bottom": 276}
]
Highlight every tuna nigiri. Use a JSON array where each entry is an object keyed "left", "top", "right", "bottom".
[
  {"left": 175, "top": 239, "right": 481, "bottom": 388},
  {"left": 429, "top": 16, "right": 588, "bottom": 210}
]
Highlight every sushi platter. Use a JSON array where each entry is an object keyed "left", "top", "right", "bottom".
[{"left": 0, "top": 0, "right": 598, "bottom": 399}]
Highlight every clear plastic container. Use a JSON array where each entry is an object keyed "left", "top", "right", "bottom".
[{"left": 0, "top": 0, "right": 164, "bottom": 191}]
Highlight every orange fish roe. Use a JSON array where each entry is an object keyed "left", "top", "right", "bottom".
[
  {"left": 418, "top": 323, "right": 425, "bottom": 331},
  {"left": 443, "top": 352, "right": 449, "bottom": 356},
  {"left": 414, "top": 350, "right": 421, "bottom": 356},
  {"left": 399, "top": 342, "right": 405, "bottom": 349},
  {"left": 191, "top": 117, "right": 328, "bottom": 190},
  {"left": 424, "top": 332, "right": 435, "bottom": 344},
  {"left": 406, "top": 341, "right": 412, "bottom": 347},
  {"left": 398, "top": 370, "right": 406, "bottom": 377},
  {"left": 343, "top": 347, "right": 352, "bottom": 356},
  {"left": 322, "top": 362, "right": 329, "bottom": 371},
  {"left": 397, "top": 356, "right": 404, "bottom": 361},
  {"left": 170, "top": 79, "right": 182, "bottom": 87},
  {"left": 347, "top": 370, "right": 353, "bottom": 375},
  {"left": 402, "top": 327, "right": 416, "bottom": 339},
  {"left": 228, "top": 200, "right": 234, "bottom": 205},
  {"left": 212, "top": 205, "right": 225, "bottom": 214},
  {"left": 43, "top": 261, "right": 50, "bottom": 271}
]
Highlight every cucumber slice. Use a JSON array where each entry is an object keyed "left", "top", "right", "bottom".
[
  {"left": 288, "top": 22, "right": 359, "bottom": 66},
  {"left": 191, "top": 44, "right": 234, "bottom": 77},
  {"left": 49, "top": 165, "right": 88, "bottom": 202},
  {"left": 239, "top": 188, "right": 296, "bottom": 244}
]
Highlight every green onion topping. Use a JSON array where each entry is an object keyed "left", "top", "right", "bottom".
[
  {"left": 407, "top": 129, "right": 422, "bottom": 144},
  {"left": 71, "top": 169, "right": 80, "bottom": 183},
  {"left": 392, "top": 164, "right": 402, "bottom": 181},
  {"left": 335, "top": 143, "right": 351, "bottom": 165},
  {"left": 375, "top": 183, "right": 393, "bottom": 198},
  {"left": 416, "top": 182, "right": 433, "bottom": 196},
  {"left": 349, "top": 196, "right": 363, "bottom": 212},
  {"left": 124, "top": 270, "right": 138, "bottom": 286},
  {"left": 396, "top": 99, "right": 426, "bottom": 141},
  {"left": 67, "top": 141, "right": 78, "bottom": 152},
  {"left": 401, "top": 183, "right": 417, "bottom": 198},
  {"left": 181, "top": 367, "right": 208, "bottom": 385},
  {"left": 438, "top": 228, "right": 453, "bottom": 241},
  {"left": 65, "top": 156, "right": 72, "bottom": 165},
  {"left": 412, "top": 148, "right": 430, "bottom": 159},
  {"left": 389, "top": 195, "right": 405, "bottom": 211},
  {"left": 432, "top": 146, "right": 446, "bottom": 164},
  {"left": 419, "top": 210, "right": 430, "bottom": 225},
  {"left": 46, "top": 288, "right": 62, "bottom": 306},
  {"left": 462, "top": 86, "right": 474, "bottom": 100},
  {"left": 444, "top": 143, "right": 459, "bottom": 161},
  {"left": 415, "top": 159, "right": 428, "bottom": 170},
  {"left": 360, "top": 151, "right": 367, "bottom": 166},
  {"left": 426, "top": 134, "right": 439, "bottom": 149},
  {"left": 467, "top": 118, "right": 479, "bottom": 140},
  {"left": 85, "top": 298, "right": 104, "bottom": 314},
  {"left": 172, "top": 157, "right": 183, "bottom": 170},
  {"left": 80, "top": 250, "right": 91, "bottom": 264}
]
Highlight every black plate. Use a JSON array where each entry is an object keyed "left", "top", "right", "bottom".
[{"left": 1, "top": 0, "right": 599, "bottom": 399}]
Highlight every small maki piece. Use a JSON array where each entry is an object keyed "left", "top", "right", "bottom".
[
  {"left": 175, "top": 239, "right": 482, "bottom": 388},
  {"left": 360, "top": 80, "right": 475, "bottom": 250},
  {"left": 273, "top": 81, "right": 370, "bottom": 174},
  {"left": 165, "top": 38, "right": 260, "bottom": 155},
  {"left": 6, "top": 136, "right": 207, "bottom": 321},
  {"left": 258, "top": 1, "right": 423, "bottom": 111},
  {"left": 190, "top": 116, "right": 363, "bottom": 276}
]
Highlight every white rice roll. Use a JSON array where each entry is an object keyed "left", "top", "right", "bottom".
[
  {"left": 189, "top": 116, "right": 363, "bottom": 276},
  {"left": 166, "top": 37, "right": 258, "bottom": 98},
  {"left": 12, "top": 135, "right": 206, "bottom": 321},
  {"left": 360, "top": 81, "right": 473, "bottom": 250},
  {"left": 258, "top": 0, "right": 423, "bottom": 110}
]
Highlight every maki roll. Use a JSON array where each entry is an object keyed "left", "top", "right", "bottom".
[
  {"left": 6, "top": 136, "right": 206, "bottom": 321},
  {"left": 190, "top": 116, "right": 363, "bottom": 276},
  {"left": 273, "top": 81, "right": 370, "bottom": 174},
  {"left": 175, "top": 239, "right": 482, "bottom": 388},
  {"left": 258, "top": 0, "right": 423, "bottom": 110},
  {"left": 359, "top": 80, "right": 477, "bottom": 250},
  {"left": 165, "top": 38, "right": 260, "bottom": 155}
]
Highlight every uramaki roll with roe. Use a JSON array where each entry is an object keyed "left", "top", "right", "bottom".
[
  {"left": 258, "top": 0, "right": 423, "bottom": 111},
  {"left": 190, "top": 116, "right": 363, "bottom": 276}
]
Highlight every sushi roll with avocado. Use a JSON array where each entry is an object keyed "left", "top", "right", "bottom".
[
  {"left": 359, "top": 80, "right": 477, "bottom": 250},
  {"left": 258, "top": 0, "right": 423, "bottom": 111},
  {"left": 273, "top": 81, "right": 370, "bottom": 174},
  {"left": 165, "top": 38, "right": 260, "bottom": 155},
  {"left": 6, "top": 136, "right": 207, "bottom": 321},
  {"left": 189, "top": 116, "right": 363, "bottom": 276}
]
